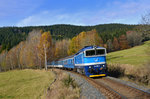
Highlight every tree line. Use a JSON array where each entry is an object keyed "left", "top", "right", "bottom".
[
  {"left": 0, "top": 24, "right": 136, "bottom": 53},
  {"left": 0, "top": 30, "right": 54, "bottom": 71},
  {"left": 0, "top": 27, "right": 146, "bottom": 71}
]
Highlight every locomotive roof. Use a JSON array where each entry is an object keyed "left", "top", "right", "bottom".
[{"left": 76, "top": 46, "right": 105, "bottom": 55}]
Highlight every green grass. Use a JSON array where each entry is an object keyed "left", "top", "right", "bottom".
[
  {"left": 0, "top": 69, "right": 54, "bottom": 99},
  {"left": 107, "top": 41, "right": 150, "bottom": 67}
]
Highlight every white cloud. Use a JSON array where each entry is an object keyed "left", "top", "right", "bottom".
[
  {"left": 16, "top": 11, "right": 89, "bottom": 26},
  {"left": 15, "top": 10, "right": 139, "bottom": 26},
  {"left": 16, "top": 0, "right": 150, "bottom": 26}
]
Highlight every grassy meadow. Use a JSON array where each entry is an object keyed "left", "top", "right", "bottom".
[
  {"left": 107, "top": 41, "right": 150, "bottom": 67},
  {"left": 107, "top": 41, "right": 150, "bottom": 86},
  {"left": 0, "top": 69, "right": 54, "bottom": 99}
]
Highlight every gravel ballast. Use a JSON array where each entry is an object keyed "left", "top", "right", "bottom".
[
  {"left": 65, "top": 72, "right": 106, "bottom": 99},
  {"left": 64, "top": 71, "right": 150, "bottom": 99}
]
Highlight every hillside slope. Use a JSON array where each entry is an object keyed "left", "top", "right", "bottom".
[
  {"left": 107, "top": 41, "right": 150, "bottom": 67},
  {"left": 0, "top": 69, "right": 54, "bottom": 99},
  {"left": 0, "top": 24, "right": 135, "bottom": 52},
  {"left": 107, "top": 41, "right": 150, "bottom": 86}
]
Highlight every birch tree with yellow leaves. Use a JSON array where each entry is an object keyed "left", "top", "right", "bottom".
[{"left": 38, "top": 31, "right": 52, "bottom": 70}]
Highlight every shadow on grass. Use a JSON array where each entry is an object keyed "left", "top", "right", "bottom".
[
  {"left": 0, "top": 95, "right": 15, "bottom": 98},
  {"left": 107, "top": 56, "right": 123, "bottom": 61},
  {"left": 108, "top": 66, "right": 125, "bottom": 78}
]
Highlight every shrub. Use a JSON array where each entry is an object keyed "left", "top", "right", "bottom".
[
  {"left": 107, "top": 64, "right": 125, "bottom": 78},
  {"left": 108, "top": 63, "right": 150, "bottom": 86},
  {"left": 62, "top": 75, "right": 77, "bottom": 88}
]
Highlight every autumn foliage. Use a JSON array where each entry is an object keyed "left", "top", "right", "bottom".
[
  {"left": 113, "top": 37, "right": 120, "bottom": 51},
  {"left": 68, "top": 29, "right": 104, "bottom": 55},
  {"left": 54, "top": 39, "right": 70, "bottom": 60},
  {"left": 119, "top": 35, "right": 129, "bottom": 50},
  {"left": 0, "top": 30, "right": 54, "bottom": 71},
  {"left": 38, "top": 31, "right": 53, "bottom": 70},
  {"left": 0, "top": 28, "right": 144, "bottom": 71}
]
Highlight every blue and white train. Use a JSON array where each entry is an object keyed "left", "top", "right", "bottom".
[{"left": 49, "top": 46, "right": 107, "bottom": 77}]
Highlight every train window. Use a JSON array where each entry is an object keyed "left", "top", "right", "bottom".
[
  {"left": 64, "top": 60, "right": 67, "bottom": 64},
  {"left": 86, "top": 49, "right": 105, "bottom": 56},
  {"left": 86, "top": 50, "right": 95, "bottom": 56},
  {"left": 96, "top": 49, "right": 105, "bottom": 55}
]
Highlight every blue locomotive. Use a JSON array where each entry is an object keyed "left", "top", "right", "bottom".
[{"left": 49, "top": 46, "right": 107, "bottom": 77}]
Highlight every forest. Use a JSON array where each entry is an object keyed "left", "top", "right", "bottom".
[
  {"left": 0, "top": 23, "right": 150, "bottom": 71},
  {"left": 0, "top": 24, "right": 136, "bottom": 52}
]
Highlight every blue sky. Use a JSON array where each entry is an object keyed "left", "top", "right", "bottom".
[{"left": 0, "top": 0, "right": 150, "bottom": 27}]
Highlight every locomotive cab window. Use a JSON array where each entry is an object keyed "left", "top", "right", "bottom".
[
  {"left": 86, "top": 50, "right": 95, "bottom": 56},
  {"left": 96, "top": 49, "right": 105, "bottom": 55},
  {"left": 85, "top": 49, "right": 105, "bottom": 56}
]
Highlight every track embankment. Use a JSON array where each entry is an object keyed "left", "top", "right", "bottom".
[
  {"left": 60, "top": 69, "right": 150, "bottom": 99},
  {"left": 46, "top": 69, "right": 80, "bottom": 99}
]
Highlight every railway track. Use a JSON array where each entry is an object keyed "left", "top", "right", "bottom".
[
  {"left": 94, "top": 77, "right": 150, "bottom": 99},
  {"left": 58, "top": 69, "right": 150, "bottom": 99}
]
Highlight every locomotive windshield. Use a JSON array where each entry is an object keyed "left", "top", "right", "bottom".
[
  {"left": 86, "top": 50, "right": 95, "bottom": 56},
  {"left": 96, "top": 49, "right": 105, "bottom": 55},
  {"left": 85, "top": 49, "right": 105, "bottom": 56}
]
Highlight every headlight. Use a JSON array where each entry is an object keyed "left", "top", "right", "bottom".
[
  {"left": 89, "top": 66, "right": 91, "bottom": 68},
  {"left": 102, "top": 65, "right": 105, "bottom": 67}
]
